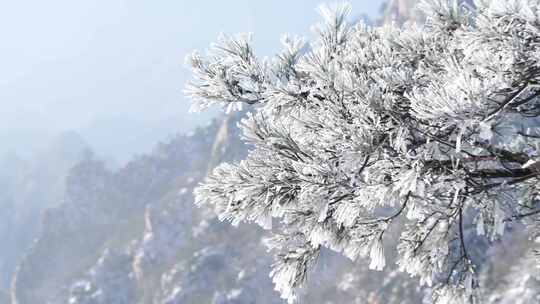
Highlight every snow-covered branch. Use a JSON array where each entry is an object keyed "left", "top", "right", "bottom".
[{"left": 187, "top": 1, "right": 540, "bottom": 303}]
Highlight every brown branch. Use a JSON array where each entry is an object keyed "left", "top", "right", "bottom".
[
  {"left": 474, "top": 141, "right": 530, "bottom": 165},
  {"left": 467, "top": 167, "right": 533, "bottom": 179},
  {"left": 504, "top": 209, "right": 540, "bottom": 222},
  {"left": 458, "top": 203, "right": 469, "bottom": 261},
  {"left": 484, "top": 83, "right": 529, "bottom": 122}
]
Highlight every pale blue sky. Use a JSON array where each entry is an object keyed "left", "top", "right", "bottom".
[{"left": 0, "top": 0, "right": 384, "bottom": 158}]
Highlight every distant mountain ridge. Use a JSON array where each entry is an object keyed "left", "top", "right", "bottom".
[
  {"left": 77, "top": 113, "right": 214, "bottom": 165},
  {"left": 9, "top": 111, "right": 425, "bottom": 304},
  {"left": 10, "top": 113, "right": 268, "bottom": 303},
  {"left": 0, "top": 131, "right": 89, "bottom": 297}
]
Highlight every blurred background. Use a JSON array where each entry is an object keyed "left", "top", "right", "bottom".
[
  {"left": 2, "top": 1, "right": 448, "bottom": 304},
  {"left": 0, "top": 0, "right": 384, "bottom": 163}
]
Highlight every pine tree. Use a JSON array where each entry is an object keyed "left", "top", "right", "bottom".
[{"left": 186, "top": 1, "right": 540, "bottom": 303}]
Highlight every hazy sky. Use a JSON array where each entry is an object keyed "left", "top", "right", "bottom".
[{"left": 0, "top": 0, "right": 384, "bottom": 158}]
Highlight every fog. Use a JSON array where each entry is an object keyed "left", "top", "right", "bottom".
[{"left": 0, "top": 0, "right": 382, "bottom": 162}]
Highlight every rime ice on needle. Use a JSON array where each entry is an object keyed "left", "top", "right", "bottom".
[
  {"left": 187, "top": 1, "right": 540, "bottom": 303},
  {"left": 369, "top": 237, "right": 386, "bottom": 271}
]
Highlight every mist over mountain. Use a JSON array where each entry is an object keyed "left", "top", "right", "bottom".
[
  {"left": 76, "top": 113, "right": 214, "bottom": 165},
  {"left": 0, "top": 131, "right": 89, "bottom": 293},
  {"left": 0, "top": 0, "right": 383, "bottom": 160}
]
